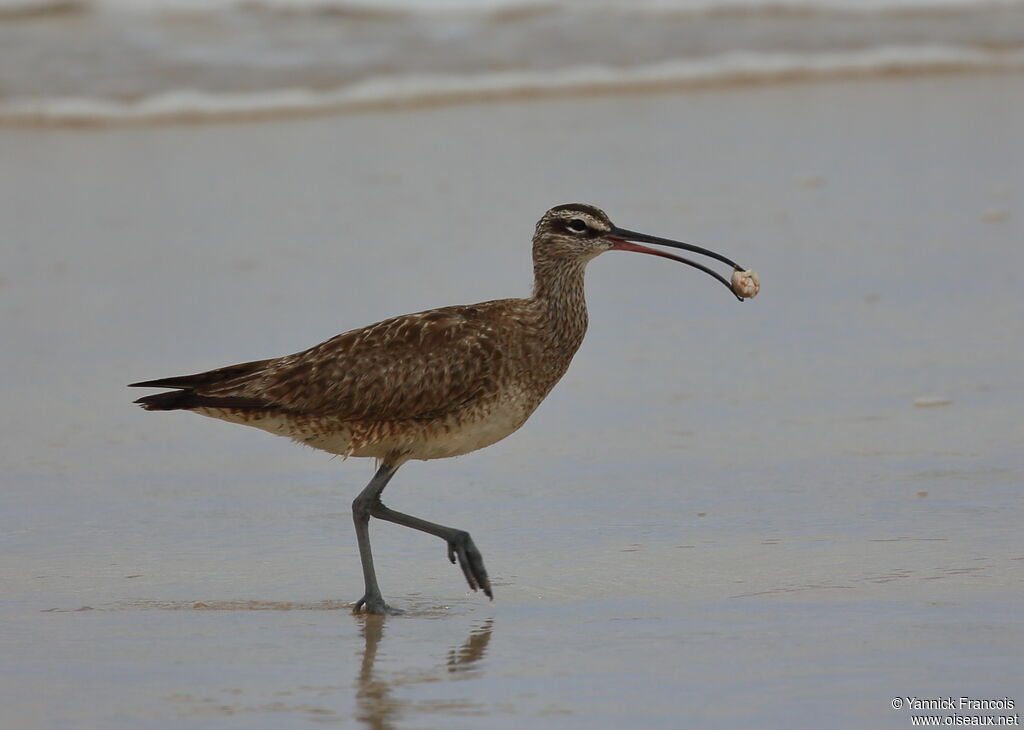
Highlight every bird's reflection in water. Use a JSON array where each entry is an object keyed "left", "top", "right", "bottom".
[
  {"left": 355, "top": 615, "right": 494, "bottom": 730},
  {"left": 446, "top": 618, "right": 492, "bottom": 673}
]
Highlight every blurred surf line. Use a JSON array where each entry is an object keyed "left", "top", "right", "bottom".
[{"left": 4, "top": 46, "right": 1024, "bottom": 127}]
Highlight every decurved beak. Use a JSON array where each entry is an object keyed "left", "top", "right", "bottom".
[{"left": 608, "top": 226, "right": 749, "bottom": 301}]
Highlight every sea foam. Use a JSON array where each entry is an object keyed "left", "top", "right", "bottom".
[
  {"left": 2, "top": 0, "right": 1023, "bottom": 125},
  {"left": 4, "top": 46, "right": 1023, "bottom": 125}
]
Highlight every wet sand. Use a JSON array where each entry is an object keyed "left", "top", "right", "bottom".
[{"left": 2, "top": 73, "right": 1022, "bottom": 729}]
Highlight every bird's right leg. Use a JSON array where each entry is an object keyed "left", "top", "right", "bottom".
[
  {"left": 368, "top": 503, "right": 492, "bottom": 600},
  {"left": 351, "top": 461, "right": 402, "bottom": 615}
]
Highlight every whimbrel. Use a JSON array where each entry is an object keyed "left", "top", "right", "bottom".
[{"left": 131, "top": 203, "right": 756, "bottom": 615}]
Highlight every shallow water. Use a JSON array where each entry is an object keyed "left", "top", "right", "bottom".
[{"left": 1, "top": 74, "right": 1023, "bottom": 728}]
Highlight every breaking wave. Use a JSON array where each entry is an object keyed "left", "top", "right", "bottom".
[{"left": 2, "top": 0, "right": 1023, "bottom": 125}]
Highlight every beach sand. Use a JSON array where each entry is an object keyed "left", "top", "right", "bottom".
[{"left": 2, "top": 73, "right": 1022, "bottom": 729}]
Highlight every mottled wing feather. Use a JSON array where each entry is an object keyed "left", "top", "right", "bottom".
[{"left": 195, "top": 304, "right": 510, "bottom": 422}]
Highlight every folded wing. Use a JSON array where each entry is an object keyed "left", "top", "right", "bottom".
[{"left": 131, "top": 305, "right": 507, "bottom": 423}]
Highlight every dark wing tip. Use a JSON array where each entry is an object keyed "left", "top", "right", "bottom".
[
  {"left": 129, "top": 360, "right": 274, "bottom": 391},
  {"left": 129, "top": 376, "right": 198, "bottom": 389}
]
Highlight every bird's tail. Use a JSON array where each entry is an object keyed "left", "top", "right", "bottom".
[
  {"left": 130, "top": 358, "right": 275, "bottom": 411},
  {"left": 132, "top": 390, "right": 269, "bottom": 411}
]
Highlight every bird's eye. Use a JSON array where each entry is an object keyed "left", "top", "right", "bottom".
[{"left": 567, "top": 218, "right": 588, "bottom": 233}]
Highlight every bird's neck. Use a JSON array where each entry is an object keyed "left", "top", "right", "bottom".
[{"left": 530, "top": 257, "right": 589, "bottom": 351}]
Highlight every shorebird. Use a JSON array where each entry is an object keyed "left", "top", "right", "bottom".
[{"left": 131, "top": 203, "right": 756, "bottom": 615}]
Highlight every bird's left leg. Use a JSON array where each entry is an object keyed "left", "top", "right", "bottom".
[
  {"left": 369, "top": 502, "right": 492, "bottom": 600},
  {"left": 351, "top": 461, "right": 402, "bottom": 615}
]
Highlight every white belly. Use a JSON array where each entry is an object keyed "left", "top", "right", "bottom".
[
  {"left": 195, "top": 391, "right": 537, "bottom": 462},
  {"left": 406, "top": 404, "right": 530, "bottom": 460}
]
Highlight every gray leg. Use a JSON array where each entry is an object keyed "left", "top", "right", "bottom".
[
  {"left": 350, "top": 462, "right": 492, "bottom": 614},
  {"left": 370, "top": 503, "right": 492, "bottom": 599},
  {"left": 351, "top": 462, "right": 401, "bottom": 615}
]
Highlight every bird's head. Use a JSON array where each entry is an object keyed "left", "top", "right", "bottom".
[
  {"left": 533, "top": 203, "right": 756, "bottom": 301},
  {"left": 533, "top": 203, "right": 616, "bottom": 266}
]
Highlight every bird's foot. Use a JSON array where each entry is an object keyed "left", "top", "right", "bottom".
[
  {"left": 447, "top": 530, "right": 492, "bottom": 599},
  {"left": 353, "top": 594, "right": 403, "bottom": 616}
]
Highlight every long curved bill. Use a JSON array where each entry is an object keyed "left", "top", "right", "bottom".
[{"left": 608, "top": 226, "right": 750, "bottom": 301}]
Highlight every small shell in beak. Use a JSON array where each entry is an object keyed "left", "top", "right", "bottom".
[{"left": 731, "top": 269, "right": 760, "bottom": 299}]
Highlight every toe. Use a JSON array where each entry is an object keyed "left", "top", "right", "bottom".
[
  {"left": 453, "top": 534, "right": 491, "bottom": 597},
  {"left": 353, "top": 594, "right": 401, "bottom": 615}
]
